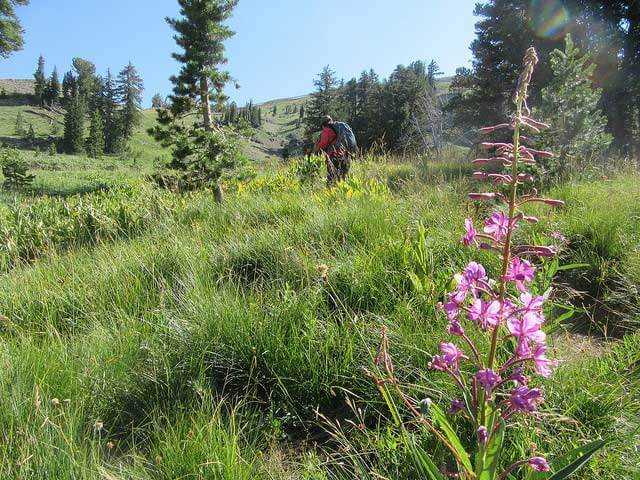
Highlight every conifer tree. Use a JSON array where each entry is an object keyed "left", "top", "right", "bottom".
[
  {"left": 149, "top": 0, "right": 241, "bottom": 202},
  {"left": 304, "top": 65, "right": 338, "bottom": 141},
  {"left": 0, "top": 0, "right": 30, "bottom": 58},
  {"left": 102, "top": 70, "right": 120, "bottom": 154},
  {"left": 63, "top": 96, "right": 85, "bottom": 153},
  {"left": 33, "top": 54, "right": 46, "bottom": 106},
  {"left": 86, "top": 109, "right": 105, "bottom": 158},
  {"left": 62, "top": 71, "right": 77, "bottom": 106},
  {"left": 46, "top": 67, "right": 61, "bottom": 107},
  {"left": 72, "top": 57, "right": 97, "bottom": 103},
  {"left": 116, "top": 62, "right": 144, "bottom": 144},
  {"left": 272, "top": 104, "right": 277, "bottom": 116},
  {"left": 14, "top": 110, "right": 25, "bottom": 135},
  {"left": 538, "top": 34, "right": 612, "bottom": 181},
  {"left": 151, "top": 93, "right": 166, "bottom": 109}
]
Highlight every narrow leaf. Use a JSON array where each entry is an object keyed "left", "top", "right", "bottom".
[
  {"left": 430, "top": 402, "right": 473, "bottom": 474},
  {"left": 479, "top": 420, "right": 505, "bottom": 480},
  {"left": 406, "top": 435, "right": 446, "bottom": 480}
]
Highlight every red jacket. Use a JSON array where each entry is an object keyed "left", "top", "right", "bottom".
[{"left": 317, "top": 126, "right": 345, "bottom": 158}]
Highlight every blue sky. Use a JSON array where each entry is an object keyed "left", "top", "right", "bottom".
[{"left": 3, "top": 0, "right": 478, "bottom": 107}]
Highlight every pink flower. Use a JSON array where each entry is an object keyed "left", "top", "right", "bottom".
[
  {"left": 440, "top": 342, "right": 467, "bottom": 364},
  {"left": 528, "top": 457, "right": 550, "bottom": 472},
  {"left": 520, "top": 292, "right": 545, "bottom": 326},
  {"left": 453, "top": 262, "right": 488, "bottom": 301},
  {"left": 533, "top": 345, "right": 557, "bottom": 378},
  {"left": 463, "top": 218, "right": 477, "bottom": 246},
  {"left": 441, "top": 299, "right": 460, "bottom": 321},
  {"left": 448, "top": 319, "right": 465, "bottom": 337},
  {"left": 430, "top": 343, "right": 467, "bottom": 371},
  {"left": 468, "top": 299, "right": 502, "bottom": 330},
  {"left": 504, "top": 257, "right": 536, "bottom": 292},
  {"left": 484, "top": 212, "right": 510, "bottom": 241},
  {"left": 477, "top": 426, "right": 489, "bottom": 445},
  {"left": 475, "top": 369, "right": 502, "bottom": 393},
  {"left": 508, "top": 367, "right": 529, "bottom": 385},
  {"left": 507, "top": 296, "right": 546, "bottom": 357},
  {"left": 509, "top": 386, "right": 544, "bottom": 413},
  {"left": 448, "top": 398, "right": 465, "bottom": 414}
]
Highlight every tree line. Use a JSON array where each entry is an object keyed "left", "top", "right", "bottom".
[
  {"left": 447, "top": 0, "right": 640, "bottom": 157},
  {"left": 304, "top": 60, "right": 445, "bottom": 153},
  {"left": 33, "top": 55, "right": 144, "bottom": 157}
]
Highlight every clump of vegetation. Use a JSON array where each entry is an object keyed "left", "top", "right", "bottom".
[{"left": 0, "top": 146, "right": 35, "bottom": 190}]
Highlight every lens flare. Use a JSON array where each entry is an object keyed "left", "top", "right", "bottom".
[{"left": 529, "top": 0, "right": 571, "bottom": 40}]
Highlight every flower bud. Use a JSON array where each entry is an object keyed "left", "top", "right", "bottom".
[
  {"left": 528, "top": 457, "right": 550, "bottom": 472},
  {"left": 468, "top": 192, "right": 497, "bottom": 201}
]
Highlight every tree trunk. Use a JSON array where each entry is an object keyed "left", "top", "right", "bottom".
[
  {"left": 200, "top": 76, "right": 213, "bottom": 132},
  {"left": 213, "top": 181, "right": 224, "bottom": 204},
  {"left": 200, "top": 75, "right": 225, "bottom": 204}
]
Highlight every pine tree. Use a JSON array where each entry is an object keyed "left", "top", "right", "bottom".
[
  {"left": 45, "top": 67, "right": 61, "bottom": 106},
  {"left": 72, "top": 57, "right": 97, "bottom": 103},
  {"left": 33, "top": 54, "right": 46, "bottom": 106},
  {"left": 272, "top": 104, "right": 277, "bottom": 116},
  {"left": 0, "top": 0, "right": 30, "bottom": 58},
  {"left": 116, "top": 62, "right": 144, "bottom": 144},
  {"left": 63, "top": 96, "right": 85, "bottom": 153},
  {"left": 102, "top": 70, "right": 120, "bottom": 154},
  {"left": 85, "top": 109, "right": 105, "bottom": 158},
  {"left": 148, "top": 0, "right": 241, "bottom": 202},
  {"left": 151, "top": 93, "right": 166, "bottom": 109},
  {"left": 62, "top": 71, "right": 77, "bottom": 106},
  {"left": 538, "top": 34, "right": 613, "bottom": 181},
  {"left": 14, "top": 110, "right": 25, "bottom": 135},
  {"left": 304, "top": 65, "right": 338, "bottom": 142}
]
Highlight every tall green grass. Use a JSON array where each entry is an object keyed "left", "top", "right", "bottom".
[{"left": 0, "top": 165, "right": 637, "bottom": 478}]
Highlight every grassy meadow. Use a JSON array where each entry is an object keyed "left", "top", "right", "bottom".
[{"left": 0, "top": 97, "right": 638, "bottom": 479}]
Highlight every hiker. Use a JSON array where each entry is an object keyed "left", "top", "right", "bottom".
[{"left": 313, "top": 116, "right": 357, "bottom": 186}]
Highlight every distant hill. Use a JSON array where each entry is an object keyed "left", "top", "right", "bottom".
[{"left": 0, "top": 79, "right": 36, "bottom": 95}]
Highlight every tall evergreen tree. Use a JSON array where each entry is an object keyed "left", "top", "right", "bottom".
[
  {"left": 62, "top": 71, "right": 77, "bottom": 106},
  {"left": 116, "top": 62, "right": 144, "bottom": 143},
  {"left": 102, "top": 69, "right": 120, "bottom": 154},
  {"left": 0, "top": 0, "right": 29, "bottom": 58},
  {"left": 63, "top": 96, "right": 85, "bottom": 154},
  {"left": 304, "top": 65, "right": 338, "bottom": 142},
  {"left": 72, "top": 57, "right": 97, "bottom": 103},
  {"left": 538, "top": 34, "right": 612, "bottom": 180},
  {"left": 85, "top": 109, "right": 105, "bottom": 158},
  {"left": 148, "top": 0, "right": 241, "bottom": 202},
  {"left": 33, "top": 54, "right": 46, "bottom": 106},
  {"left": 45, "top": 67, "right": 61, "bottom": 107}
]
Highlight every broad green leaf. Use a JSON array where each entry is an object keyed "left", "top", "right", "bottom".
[
  {"left": 479, "top": 419, "right": 505, "bottom": 480},
  {"left": 547, "top": 439, "right": 607, "bottom": 480},
  {"left": 430, "top": 402, "right": 473, "bottom": 474}
]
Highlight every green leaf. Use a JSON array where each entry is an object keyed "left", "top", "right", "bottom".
[
  {"left": 528, "top": 439, "right": 607, "bottom": 480},
  {"left": 406, "top": 435, "right": 446, "bottom": 480},
  {"left": 479, "top": 419, "right": 505, "bottom": 480},
  {"left": 555, "top": 263, "right": 590, "bottom": 272},
  {"left": 430, "top": 402, "right": 473, "bottom": 474},
  {"left": 546, "top": 439, "right": 607, "bottom": 480}
]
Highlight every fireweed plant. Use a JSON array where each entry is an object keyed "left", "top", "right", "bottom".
[{"left": 367, "top": 49, "right": 606, "bottom": 480}]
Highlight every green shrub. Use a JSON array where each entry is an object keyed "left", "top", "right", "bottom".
[{"left": 0, "top": 146, "right": 35, "bottom": 190}]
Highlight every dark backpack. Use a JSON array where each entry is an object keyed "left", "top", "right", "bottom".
[{"left": 330, "top": 122, "right": 358, "bottom": 153}]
